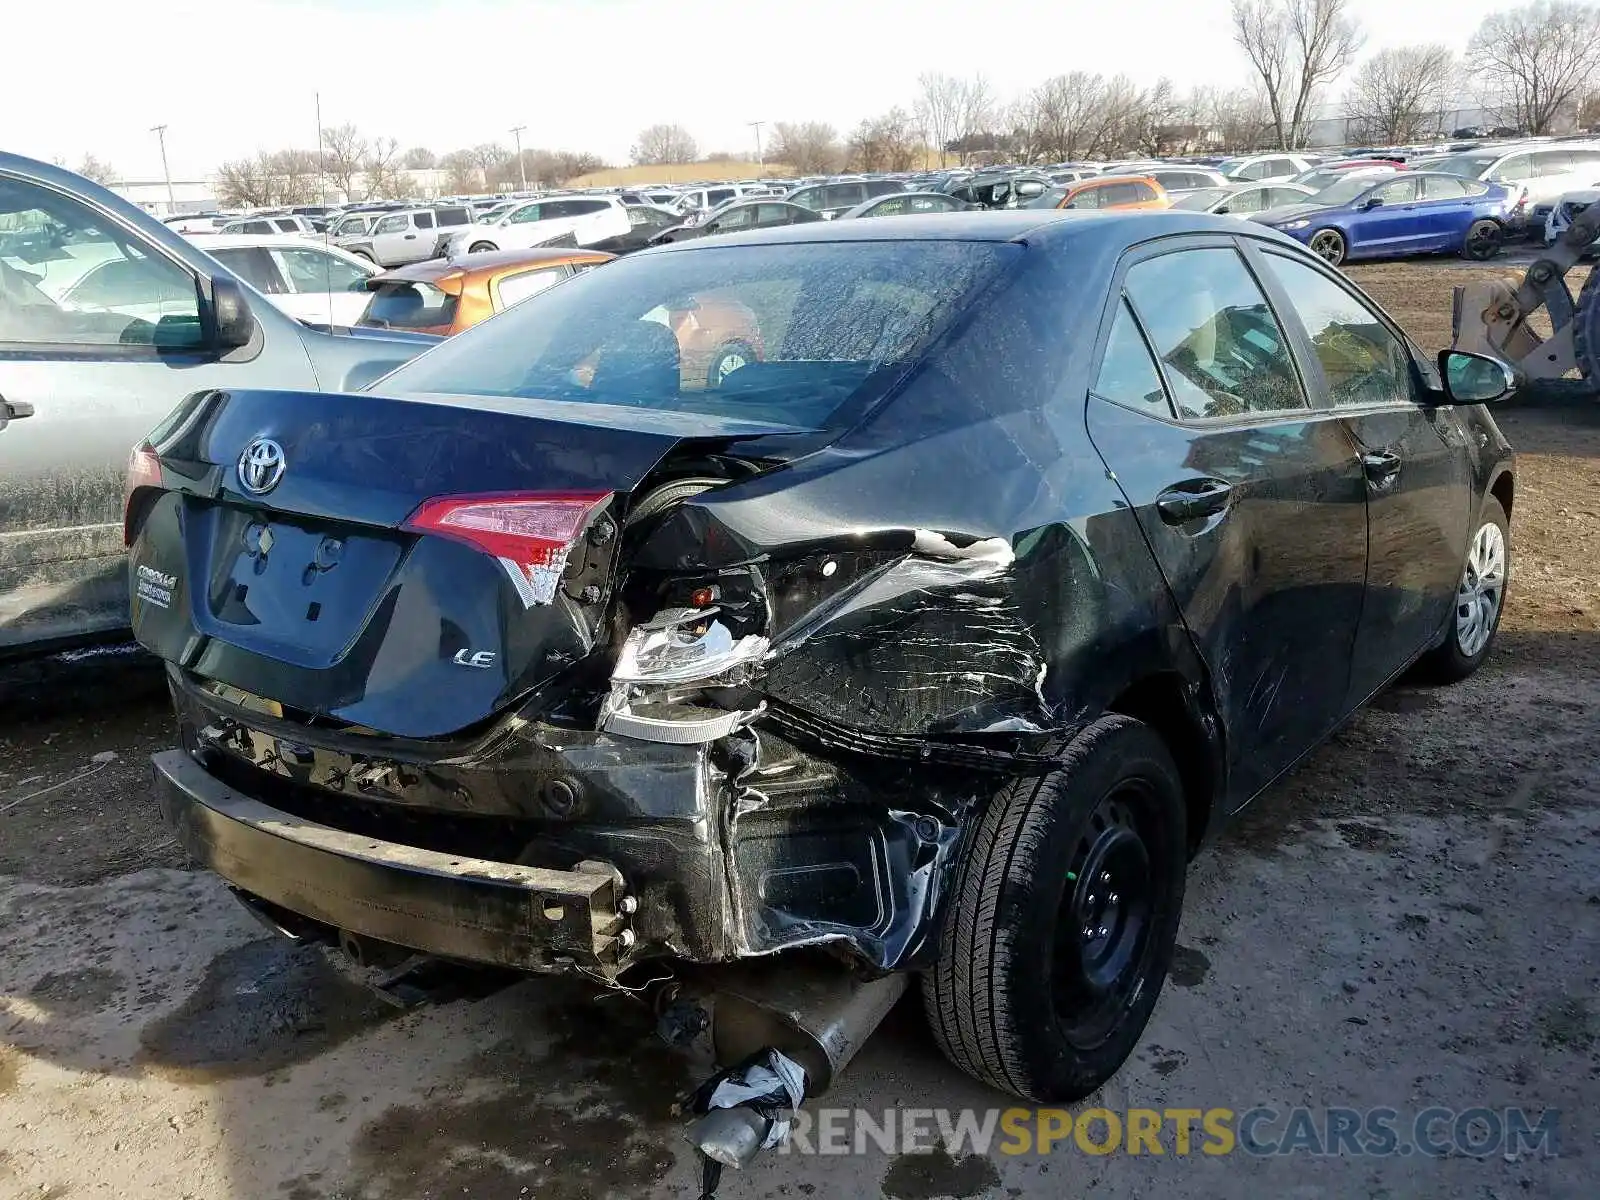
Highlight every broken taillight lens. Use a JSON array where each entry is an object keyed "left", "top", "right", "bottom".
[
  {"left": 123, "top": 443, "right": 162, "bottom": 545},
  {"left": 403, "top": 492, "right": 611, "bottom": 607}
]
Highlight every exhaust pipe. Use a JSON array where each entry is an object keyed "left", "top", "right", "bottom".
[{"left": 677, "top": 960, "right": 908, "bottom": 1190}]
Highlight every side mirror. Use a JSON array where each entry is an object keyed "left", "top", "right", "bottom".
[
  {"left": 1215, "top": 204, "right": 1231, "bottom": 214},
  {"left": 209, "top": 276, "right": 255, "bottom": 350},
  {"left": 1438, "top": 349, "right": 1518, "bottom": 404},
  {"left": 1362, "top": 196, "right": 1384, "bottom": 210}
]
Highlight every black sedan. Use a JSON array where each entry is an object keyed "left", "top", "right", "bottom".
[
  {"left": 647, "top": 198, "right": 822, "bottom": 245},
  {"left": 126, "top": 212, "right": 1515, "bottom": 1108}
]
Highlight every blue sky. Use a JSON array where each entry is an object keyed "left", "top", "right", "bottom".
[{"left": 17, "top": 0, "right": 1511, "bottom": 179}]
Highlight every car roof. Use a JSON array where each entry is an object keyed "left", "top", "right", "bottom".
[
  {"left": 189, "top": 233, "right": 341, "bottom": 251},
  {"left": 650, "top": 209, "right": 1302, "bottom": 251},
  {"left": 374, "top": 246, "right": 615, "bottom": 282}
]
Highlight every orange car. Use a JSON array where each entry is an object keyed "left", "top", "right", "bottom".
[
  {"left": 356, "top": 247, "right": 615, "bottom": 336},
  {"left": 1041, "top": 175, "right": 1170, "bottom": 211}
]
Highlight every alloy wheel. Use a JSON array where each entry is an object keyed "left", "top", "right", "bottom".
[
  {"left": 1309, "top": 230, "right": 1345, "bottom": 265},
  {"left": 1456, "top": 520, "right": 1507, "bottom": 657}
]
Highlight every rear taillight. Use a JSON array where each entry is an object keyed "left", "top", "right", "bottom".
[
  {"left": 123, "top": 443, "right": 162, "bottom": 545},
  {"left": 403, "top": 492, "right": 612, "bottom": 607}
]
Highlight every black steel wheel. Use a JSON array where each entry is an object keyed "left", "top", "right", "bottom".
[
  {"left": 923, "top": 715, "right": 1187, "bottom": 1102},
  {"left": 1309, "top": 228, "right": 1347, "bottom": 266}
]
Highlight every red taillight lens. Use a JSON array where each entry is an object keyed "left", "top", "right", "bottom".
[
  {"left": 123, "top": 443, "right": 162, "bottom": 545},
  {"left": 403, "top": 492, "right": 611, "bottom": 607}
]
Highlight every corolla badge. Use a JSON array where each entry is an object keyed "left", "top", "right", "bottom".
[{"left": 237, "top": 438, "right": 286, "bottom": 496}]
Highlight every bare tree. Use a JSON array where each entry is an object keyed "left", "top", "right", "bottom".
[
  {"left": 1022, "top": 73, "right": 1111, "bottom": 161},
  {"left": 848, "top": 108, "right": 920, "bottom": 171},
  {"left": 401, "top": 147, "right": 437, "bottom": 169},
  {"left": 321, "top": 123, "right": 368, "bottom": 202},
  {"left": 769, "top": 122, "right": 842, "bottom": 174},
  {"left": 1232, "top": 0, "right": 1364, "bottom": 148},
  {"left": 1582, "top": 90, "right": 1600, "bottom": 128},
  {"left": 630, "top": 124, "right": 699, "bottom": 165},
  {"left": 954, "top": 75, "right": 997, "bottom": 163},
  {"left": 260, "top": 149, "right": 321, "bottom": 205},
  {"left": 75, "top": 154, "right": 117, "bottom": 186},
  {"left": 215, "top": 157, "right": 274, "bottom": 208},
  {"left": 1343, "top": 45, "right": 1457, "bottom": 142},
  {"left": 915, "top": 73, "right": 964, "bottom": 166},
  {"left": 470, "top": 142, "right": 511, "bottom": 189},
  {"left": 363, "top": 137, "right": 411, "bottom": 200},
  {"left": 440, "top": 149, "right": 481, "bottom": 194},
  {"left": 1468, "top": 1, "right": 1600, "bottom": 134}
]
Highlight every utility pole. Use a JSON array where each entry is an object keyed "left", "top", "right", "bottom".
[
  {"left": 510, "top": 125, "right": 527, "bottom": 190},
  {"left": 150, "top": 124, "right": 174, "bottom": 212},
  {"left": 748, "top": 120, "right": 765, "bottom": 169},
  {"left": 315, "top": 91, "right": 328, "bottom": 206}
]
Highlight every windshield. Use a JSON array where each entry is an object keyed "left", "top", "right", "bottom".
[
  {"left": 1309, "top": 176, "right": 1379, "bottom": 207},
  {"left": 380, "top": 240, "right": 1018, "bottom": 430},
  {"left": 1025, "top": 187, "right": 1067, "bottom": 209},
  {"left": 1173, "top": 187, "right": 1231, "bottom": 211},
  {"left": 359, "top": 280, "right": 457, "bottom": 330},
  {"left": 1427, "top": 154, "right": 1498, "bottom": 179}
]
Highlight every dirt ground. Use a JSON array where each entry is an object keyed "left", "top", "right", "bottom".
[{"left": 2, "top": 257, "right": 1598, "bottom": 1199}]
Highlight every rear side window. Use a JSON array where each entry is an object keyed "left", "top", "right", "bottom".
[
  {"left": 1531, "top": 151, "right": 1574, "bottom": 176},
  {"left": 436, "top": 208, "right": 471, "bottom": 226},
  {"left": 1125, "top": 247, "right": 1307, "bottom": 420},
  {"left": 414, "top": 211, "right": 435, "bottom": 229},
  {"left": 823, "top": 183, "right": 867, "bottom": 208},
  {"left": 866, "top": 179, "right": 903, "bottom": 197},
  {"left": 707, "top": 188, "right": 735, "bottom": 205},
  {"left": 1422, "top": 176, "right": 1468, "bottom": 200},
  {"left": 1093, "top": 300, "right": 1171, "bottom": 418},
  {"left": 359, "top": 280, "right": 457, "bottom": 329},
  {"left": 1260, "top": 253, "right": 1413, "bottom": 409},
  {"left": 496, "top": 267, "right": 566, "bottom": 308}
]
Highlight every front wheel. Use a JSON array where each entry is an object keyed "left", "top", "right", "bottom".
[
  {"left": 1308, "top": 228, "right": 1347, "bottom": 266},
  {"left": 1415, "top": 497, "right": 1510, "bottom": 683},
  {"left": 1462, "top": 219, "right": 1504, "bottom": 261},
  {"left": 923, "top": 716, "right": 1187, "bottom": 1102},
  {"left": 468, "top": 241, "right": 497, "bottom": 254}
]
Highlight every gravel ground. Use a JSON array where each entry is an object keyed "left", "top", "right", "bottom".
[{"left": 1, "top": 258, "right": 1597, "bottom": 1199}]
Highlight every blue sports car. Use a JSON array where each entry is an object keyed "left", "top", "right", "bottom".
[{"left": 1251, "top": 172, "right": 1511, "bottom": 265}]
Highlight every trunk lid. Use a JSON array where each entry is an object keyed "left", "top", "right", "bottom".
[{"left": 128, "top": 387, "right": 803, "bottom": 737}]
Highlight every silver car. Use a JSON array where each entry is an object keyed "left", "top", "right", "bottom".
[{"left": 0, "top": 154, "right": 434, "bottom": 655}]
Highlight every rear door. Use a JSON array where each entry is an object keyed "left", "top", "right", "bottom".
[
  {"left": 1251, "top": 246, "right": 1470, "bottom": 702},
  {"left": 1413, "top": 174, "right": 1474, "bottom": 250},
  {"left": 0, "top": 170, "right": 317, "bottom": 653},
  {"left": 1085, "top": 237, "right": 1368, "bottom": 802}
]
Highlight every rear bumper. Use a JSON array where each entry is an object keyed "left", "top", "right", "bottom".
[{"left": 152, "top": 749, "right": 632, "bottom": 972}]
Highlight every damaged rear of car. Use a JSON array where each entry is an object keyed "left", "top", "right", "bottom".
[{"left": 133, "top": 213, "right": 1428, "bottom": 1122}]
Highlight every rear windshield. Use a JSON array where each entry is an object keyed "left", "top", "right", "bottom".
[
  {"left": 380, "top": 240, "right": 1017, "bottom": 429},
  {"left": 358, "top": 280, "right": 458, "bottom": 330}
]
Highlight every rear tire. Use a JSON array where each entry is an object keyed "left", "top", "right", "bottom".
[
  {"left": 1574, "top": 266, "right": 1600, "bottom": 387},
  {"left": 351, "top": 251, "right": 374, "bottom": 264},
  {"left": 923, "top": 716, "right": 1187, "bottom": 1102},
  {"left": 1309, "top": 228, "right": 1347, "bottom": 266},
  {"left": 707, "top": 340, "right": 756, "bottom": 387},
  {"left": 469, "top": 241, "right": 497, "bottom": 254},
  {"left": 1462, "top": 219, "right": 1503, "bottom": 261},
  {"left": 1415, "top": 496, "right": 1510, "bottom": 683}
]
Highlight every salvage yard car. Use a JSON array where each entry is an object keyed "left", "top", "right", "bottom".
[
  {"left": 129, "top": 211, "right": 1516, "bottom": 1114},
  {"left": 356, "top": 246, "right": 613, "bottom": 334},
  {"left": 0, "top": 153, "right": 433, "bottom": 655},
  {"left": 1252, "top": 172, "right": 1511, "bottom": 265}
]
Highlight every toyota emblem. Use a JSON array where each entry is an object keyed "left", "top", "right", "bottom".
[{"left": 237, "top": 438, "right": 286, "bottom": 496}]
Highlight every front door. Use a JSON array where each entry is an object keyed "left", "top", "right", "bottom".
[
  {"left": 0, "top": 170, "right": 317, "bottom": 653},
  {"left": 1250, "top": 247, "right": 1471, "bottom": 703},
  {"left": 1353, "top": 176, "right": 1425, "bottom": 256},
  {"left": 1086, "top": 240, "right": 1369, "bottom": 804}
]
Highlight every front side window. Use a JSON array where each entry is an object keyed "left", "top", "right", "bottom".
[
  {"left": 871, "top": 197, "right": 908, "bottom": 217},
  {"left": 1227, "top": 188, "right": 1270, "bottom": 213},
  {"left": 1261, "top": 252, "right": 1413, "bottom": 409},
  {"left": 789, "top": 188, "right": 823, "bottom": 211},
  {"left": 1489, "top": 155, "right": 1530, "bottom": 183},
  {"left": 373, "top": 214, "right": 407, "bottom": 235},
  {"left": 0, "top": 174, "right": 202, "bottom": 348},
  {"left": 211, "top": 246, "right": 287, "bottom": 294},
  {"left": 1093, "top": 300, "right": 1171, "bottom": 418},
  {"left": 274, "top": 247, "right": 371, "bottom": 293},
  {"left": 707, "top": 189, "right": 735, "bottom": 206},
  {"left": 1062, "top": 186, "right": 1102, "bottom": 210},
  {"left": 272, "top": 218, "right": 301, "bottom": 233},
  {"left": 1375, "top": 177, "right": 1420, "bottom": 204},
  {"left": 823, "top": 184, "right": 867, "bottom": 209},
  {"left": 1125, "top": 247, "right": 1307, "bottom": 420},
  {"left": 508, "top": 204, "right": 545, "bottom": 224},
  {"left": 382, "top": 240, "right": 1017, "bottom": 429}
]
